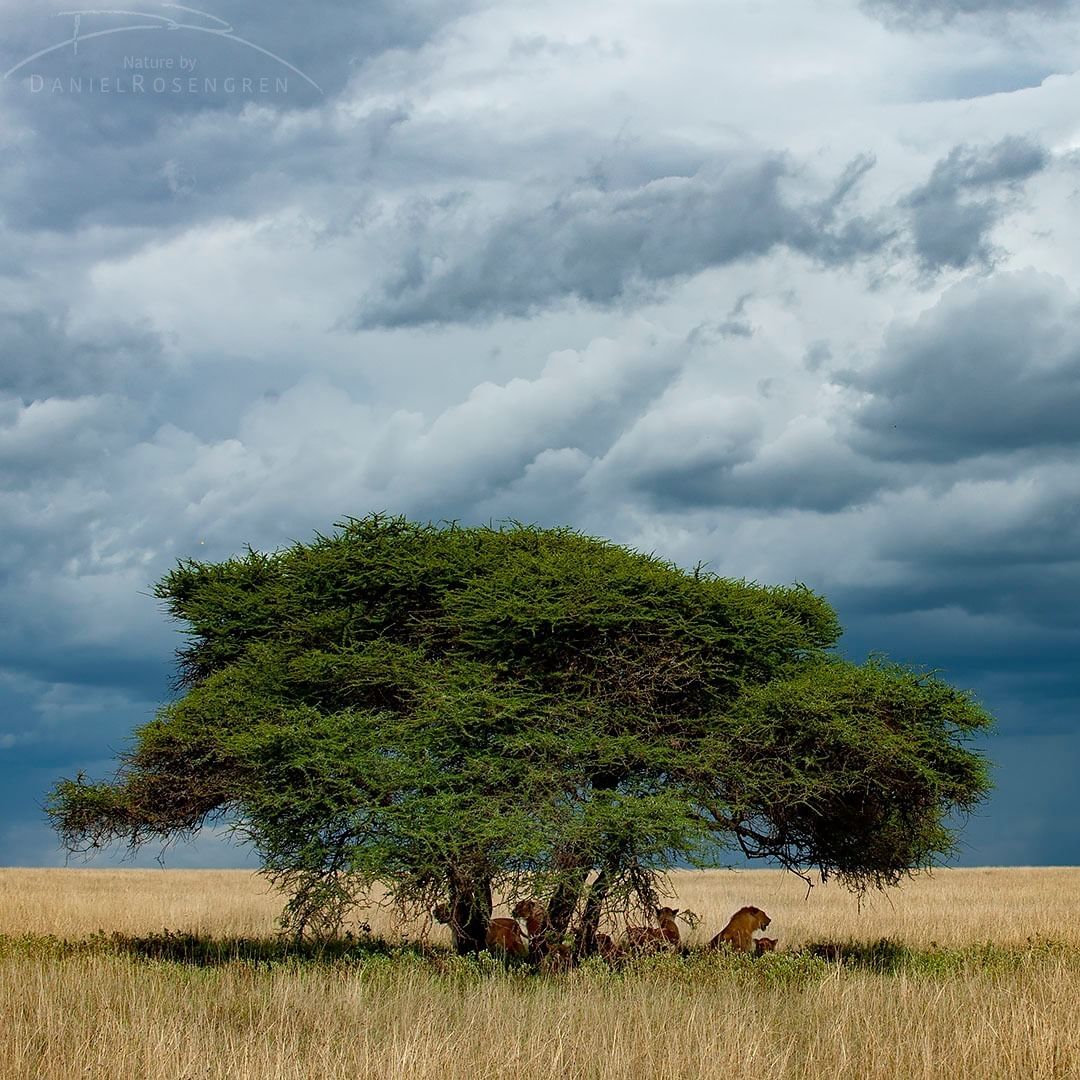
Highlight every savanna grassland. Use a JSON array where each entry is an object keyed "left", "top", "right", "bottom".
[{"left": 1, "top": 867, "right": 1079, "bottom": 1079}]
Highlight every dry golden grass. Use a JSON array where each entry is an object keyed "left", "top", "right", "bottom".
[
  {"left": 0, "top": 869, "right": 282, "bottom": 940},
  {"left": 2, "top": 867, "right": 1079, "bottom": 1079},
  {"left": 667, "top": 865, "right": 1080, "bottom": 949},
  {"left": 4, "top": 865, "right": 1079, "bottom": 948}
]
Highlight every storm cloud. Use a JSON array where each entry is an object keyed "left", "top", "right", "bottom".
[
  {"left": 0, "top": 307, "right": 166, "bottom": 400},
  {"left": 848, "top": 272, "right": 1080, "bottom": 461},
  {"left": 354, "top": 155, "right": 886, "bottom": 327},
  {"left": 864, "top": 0, "right": 1074, "bottom": 27},
  {"left": 901, "top": 137, "right": 1047, "bottom": 273},
  {"left": 0, "top": 0, "right": 458, "bottom": 231},
  {"left": 1, "top": 0, "right": 1078, "bottom": 868}
]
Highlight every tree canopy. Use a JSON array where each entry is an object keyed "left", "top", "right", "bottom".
[{"left": 49, "top": 515, "right": 992, "bottom": 953}]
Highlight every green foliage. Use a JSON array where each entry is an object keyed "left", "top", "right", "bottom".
[
  {"left": 48, "top": 515, "right": 992, "bottom": 945},
  {"left": 4, "top": 931, "right": 1070, "bottom": 989}
]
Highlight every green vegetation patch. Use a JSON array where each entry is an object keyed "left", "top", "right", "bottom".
[{"left": 3, "top": 931, "right": 1073, "bottom": 989}]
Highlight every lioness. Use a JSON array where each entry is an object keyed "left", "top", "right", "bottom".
[
  {"left": 486, "top": 917, "right": 528, "bottom": 957},
  {"left": 708, "top": 906, "right": 771, "bottom": 952},
  {"left": 511, "top": 899, "right": 550, "bottom": 939},
  {"left": 433, "top": 904, "right": 528, "bottom": 958},
  {"left": 624, "top": 906, "right": 681, "bottom": 951}
]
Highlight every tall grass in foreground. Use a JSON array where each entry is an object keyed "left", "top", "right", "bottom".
[{"left": 1, "top": 868, "right": 1079, "bottom": 1079}]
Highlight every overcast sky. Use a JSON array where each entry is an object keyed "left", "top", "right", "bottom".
[{"left": 1, "top": 0, "right": 1078, "bottom": 869}]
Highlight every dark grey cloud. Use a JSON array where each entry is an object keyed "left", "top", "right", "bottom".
[
  {"left": 902, "top": 137, "right": 1047, "bottom": 273},
  {"left": 1, "top": 1, "right": 467, "bottom": 103},
  {"left": 848, "top": 271, "right": 1080, "bottom": 461},
  {"left": 822, "top": 454, "right": 1080, "bottom": 744},
  {"left": 589, "top": 398, "right": 892, "bottom": 514},
  {"left": 836, "top": 575, "right": 1080, "bottom": 737},
  {"left": 877, "top": 484, "right": 1080, "bottom": 573},
  {"left": 864, "top": 0, "right": 1073, "bottom": 27},
  {"left": 508, "top": 34, "right": 625, "bottom": 62},
  {"left": 600, "top": 395, "right": 763, "bottom": 508},
  {"left": 0, "top": 393, "right": 137, "bottom": 489},
  {"left": 625, "top": 456, "right": 886, "bottom": 514},
  {"left": 838, "top": 550, "right": 1080, "bottom": 635},
  {"left": 353, "top": 154, "right": 886, "bottom": 327},
  {"left": 0, "top": 88, "right": 408, "bottom": 232},
  {"left": 686, "top": 294, "right": 756, "bottom": 343},
  {"left": 956, "top": 732, "right": 1080, "bottom": 866},
  {"left": 0, "top": 0, "right": 461, "bottom": 232},
  {"left": 804, "top": 341, "right": 832, "bottom": 372},
  {"left": 0, "top": 326, "right": 687, "bottom": 693},
  {"left": 0, "top": 307, "right": 165, "bottom": 400}
]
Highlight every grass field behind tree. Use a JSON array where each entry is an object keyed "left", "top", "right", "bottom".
[{"left": 2, "top": 867, "right": 1079, "bottom": 1079}]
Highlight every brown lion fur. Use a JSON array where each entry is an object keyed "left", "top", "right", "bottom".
[
  {"left": 486, "top": 917, "right": 528, "bottom": 957},
  {"left": 511, "top": 899, "right": 550, "bottom": 939},
  {"left": 432, "top": 904, "right": 528, "bottom": 958},
  {"left": 708, "top": 906, "right": 771, "bottom": 952},
  {"left": 594, "top": 932, "right": 618, "bottom": 960},
  {"left": 754, "top": 936, "right": 778, "bottom": 955},
  {"left": 623, "top": 906, "right": 681, "bottom": 951},
  {"left": 539, "top": 942, "right": 574, "bottom": 973}
]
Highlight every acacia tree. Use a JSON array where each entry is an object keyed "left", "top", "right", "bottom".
[{"left": 49, "top": 515, "right": 992, "bottom": 954}]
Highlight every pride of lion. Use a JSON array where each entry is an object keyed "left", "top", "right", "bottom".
[{"left": 434, "top": 900, "right": 775, "bottom": 965}]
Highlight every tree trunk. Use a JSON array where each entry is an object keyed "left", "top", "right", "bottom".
[
  {"left": 546, "top": 867, "right": 588, "bottom": 938},
  {"left": 574, "top": 865, "right": 613, "bottom": 958},
  {"left": 447, "top": 868, "right": 493, "bottom": 955}
]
